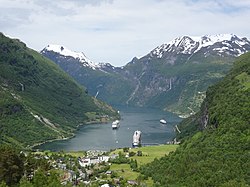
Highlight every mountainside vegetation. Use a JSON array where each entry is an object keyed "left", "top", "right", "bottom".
[
  {"left": 40, "top": 52, "right": 135, "bottom": 105},
  {"left": 43, "top": 50, "right": 233, "bottom": 117},
  {"left": 140, "top": 52, "right": 250, "bottom": 186},
  {"left": 41, "top": 34, "right": 250, "bottom": 117},
  {"left": 122, "top": 56, "right": 233, "bottom": 116},
  {"left": 0, "top": 39, "right": 249, "bottom": 186},
  {"left": 0, "top": 33, "right": 119, "bottom": 148}
]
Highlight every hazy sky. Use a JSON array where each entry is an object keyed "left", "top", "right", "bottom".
[{"left": 1, "top": 0, "right": 250, "bottom": 66}]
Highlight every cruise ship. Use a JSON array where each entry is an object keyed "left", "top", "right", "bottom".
[
  {"left": 160, "top": 119, "right": 167, "bottom": 124},
  {"left": 112, "top": 120, "right": 120, "bottom": 129},
  {"left": 132, "top": 130, "right": 141, "bottom": 147}
]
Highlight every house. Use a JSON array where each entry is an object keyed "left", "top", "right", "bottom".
[
  {"left": 105, "top": 170, "right": 112, "bottom": 175},
  {"left": 127, "top": 180, "right": 138, "bottom": 185},
  {"left": 101, "top": 184, "right": 110, "bottom": 187},
  {"left": 79, "top": 158, "right": 91, "bottom": 167},
  {"left": 110, "top": 154, "right": 119, "bottom": 159},
  {"left": 98, "top": 156, "right": 110, "bottom": 162},
  {"left": 79, "top": 155, "right": 111, "bottom": 167}
]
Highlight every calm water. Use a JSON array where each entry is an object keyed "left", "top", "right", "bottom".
[{"left": 38, "top": 106, "right": 181, "bottom": 151}]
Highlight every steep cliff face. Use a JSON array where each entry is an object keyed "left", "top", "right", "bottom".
[
  {"left": 123, "top": 68, "right": 174, "bottom": 107},
  {"left": 41, "top": 34, "right": 250, "bottom": 116}
]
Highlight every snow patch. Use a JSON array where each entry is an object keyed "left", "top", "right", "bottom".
[
  {"left": 44, "top": 44, "right": 100, "bottom": 70},
  {"left": 150, "top": 34, "right": 249, "bottom": 58}
]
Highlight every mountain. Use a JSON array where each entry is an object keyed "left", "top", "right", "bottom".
[
  {"left": 0, "top": 33, "right": 119, "bottom": 148},
  {"left": 150, "top": 34, "right": 249, "bottom": 61},
  {"left": 43, "top": 44, "right": 101, "bottom": 70},
  {"left": 41, "top": 34, "right": 250, "bottom": 117},
  {"left": 41, "top": 45, "right": 134, "bottom": 105},
  {"left": 140, "top": 52, "right": 250, "bottom": 186}
]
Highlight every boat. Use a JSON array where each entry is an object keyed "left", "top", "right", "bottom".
[
  {"left": 112, "top": 120, "right": 120, "bottom": 129},
  {"left": 132, "top": 130, "right": 141, "bottom": 147},
  {"left": 160, "top": 119, "right": 167, "bottom": 124}
]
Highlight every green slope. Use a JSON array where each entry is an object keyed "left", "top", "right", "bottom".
[
  {"left": 125, "top": 56, "right": 233, "bottom": 116},
  {"left": 0, "top": 33, "right": 119, "bottom": 148},
  {"left": 43, "top": 48, "right": 235, "bottom": 117},
  {"left": 140, "top": 52, "right": 250, "bottom": 186},
  {"left": 41, "top": 52, "right": 135, "bottom": 106}
]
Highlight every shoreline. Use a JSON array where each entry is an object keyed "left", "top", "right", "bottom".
[
  {"left": 30, "top": 118, "right": 116, "bottom": 150},
  {"left": 29, "top": 109, "right": 179, "bottom": 152},
  {"left": 28, "top": 134, "right": 75, "bottom": 150}
]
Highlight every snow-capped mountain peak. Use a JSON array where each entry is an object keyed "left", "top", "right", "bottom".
[
  {"left": 42, "top": 44, "right": 99, "bottom": 70},
  {"left": 150, "top": 34, "right": 250, "bottom": 59}
]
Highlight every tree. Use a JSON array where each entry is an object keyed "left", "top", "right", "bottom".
[
  {"left": 0, "top": 181, "right": 7, "bottom": 187},
  {"left": 137, "top": 150, "right": 142, "bottom": 156},
  {"left": 19, "top": 177, "right": 33, "bottom": 187},
  {"left": 130, "top": 159, "right": 138, "bottom": 170},
  {"left": 123, "top": 147, "right": 129, "bottom": 152},
  {"left": 32, "top": 169, "right": 47, "bottom": 187},
  {"left": 0, "top": 145, "right": 24, "bottom": 186},
  {"left": 129, "top": 151, "right": 136, "bottom": 157},
  {"left": 23, "top": 153, "right": 36, "bottom": 180},
  {"left": 47, "top": 171, "right": 61, "bottom": 187}
]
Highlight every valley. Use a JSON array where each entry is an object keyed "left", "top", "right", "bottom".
[
  {"left": 1, "top": 0, "right": 250, "bottom": 186},
  {"left": 41, "top": 34, "right": 250, "bottom": 117},
  {"left": 0, "top": 33, "right": 249, "bottom": 187},
  {"left": 35, "top": 106, "right": 181, "bottom": 151}
]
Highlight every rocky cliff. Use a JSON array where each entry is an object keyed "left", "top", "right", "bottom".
[{"left": 41, "top": 34, "right": 250, "bottom": 116}]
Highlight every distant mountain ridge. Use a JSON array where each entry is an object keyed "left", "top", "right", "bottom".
[
  {"left": 42, "top": 44, "right": 116, "bottom": 72},
  {"left": 43, "top": 34, "right": 250, "bottom": 67},
  {"left": 44, "top": 44, "right": 99, "bottom": 69},
  {"left": 41, "top": 34, "right": 250, "bottom": 116},
  {"left": 150, "top": 34, "right": 249, "bottom": 60}
]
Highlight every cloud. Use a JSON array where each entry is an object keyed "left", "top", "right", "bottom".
[{"left": 1, "top": 0, "right": 250, "bottom": 66}]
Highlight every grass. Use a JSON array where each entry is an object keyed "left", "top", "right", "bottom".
[
  {"left": 110, "top": 144, "right": 178, "bottom": 166},
  {"left": 109, "top": 144, "right": 179, "bottom": 183},
  {"left": 109, "top": 164, "right": 155, "bottom": 186},
  {"left": 33, "top": 144, "right": 178, "bottom": 185},
  {"left": 110, "top": 164, "right": 139, "bottom": 180},
  {"left": 34, "top": 150, "right": 86, "bottom": 158},
  {"left": 109, "top": 164, "right": 154, "bottom": 186},
  {"left": 62, "top": 151, "right": 86, "bottom": 158}
]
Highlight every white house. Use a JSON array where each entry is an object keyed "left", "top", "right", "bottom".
[{"left": 79, "top": 155, "right": 110, "bottom": 167}]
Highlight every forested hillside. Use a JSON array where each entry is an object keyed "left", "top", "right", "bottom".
[
  {"left": 0, "top": 33, "right": 118, "bottom": 148},
  {"left": 140, "top": 52, "right": 250, "bottom": 186},
  {"left": 42, "top": 34, "right": 250, "bottom": 117}
]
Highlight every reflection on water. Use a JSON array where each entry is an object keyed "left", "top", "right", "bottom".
[{"left": 37, "top": 106, "right": 181, "bottom": 151}]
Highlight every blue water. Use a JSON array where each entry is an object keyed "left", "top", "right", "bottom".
[{"left": 37, "top": 106, "right": 181, "bottom": 151}]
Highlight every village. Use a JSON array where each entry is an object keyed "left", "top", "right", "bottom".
[
  {"left": 31, "top": 148, "right": 145, "bottom": 186},
  {"left": 46, "top": 130, "right": 144, "bottom": 186},
  {"left": 22, "top": 129, "right": 178, "bottom": 186}
]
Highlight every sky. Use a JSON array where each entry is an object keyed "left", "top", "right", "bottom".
[{"left": 1, "top": 0, "right": 250, "bottom": 66}]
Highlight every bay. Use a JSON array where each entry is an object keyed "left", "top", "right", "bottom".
[{"left": 37, "top": 106, "right": 181, "bottom": 151}]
